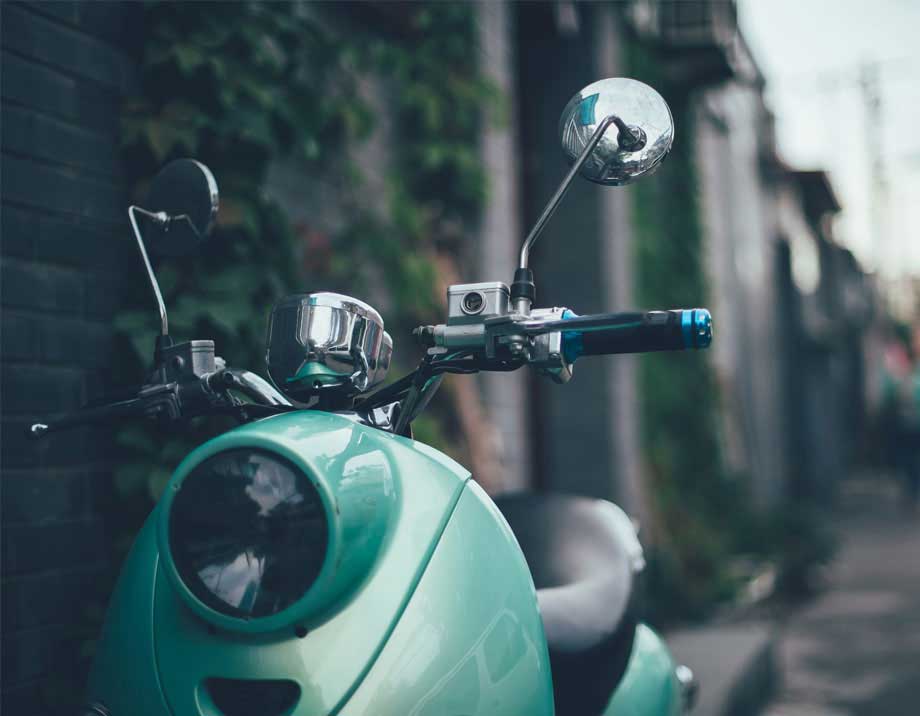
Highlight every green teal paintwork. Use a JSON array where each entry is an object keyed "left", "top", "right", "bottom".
[
  {"left": 339, "top": 481, "right": 554, "bottom": 716},
  {"left": 86, "top": 514, "right": 170, "bottom": 716},
  {"left": 156, "top": 411, "right": 401, "bottom": 633},
  {"left": 88, "top": 411, "right": 471, "bottom": 716},
  {"left": 604, "top": 624, "right": 682, "bottom": 716},
  {"left": 87, "top": 408, "right": 679, "bottom": 716},
  {"left": 287, "top": 361, "right": 341, "bottom": 386}
]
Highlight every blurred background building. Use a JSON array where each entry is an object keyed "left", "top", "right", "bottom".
[{"left": 0, "top": 0, "right": 899, "bottom": 712}]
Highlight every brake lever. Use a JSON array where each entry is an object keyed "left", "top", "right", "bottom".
[
  {"left": 28, "top": 395, "right": 148, "bottom": 439},
  {"left": 28, "top": 380, "right": 195, "bottom": 440}
]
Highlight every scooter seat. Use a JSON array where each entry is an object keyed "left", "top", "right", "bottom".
[{"left": 493, "top": 492, "right": 642, "bottom": 716}]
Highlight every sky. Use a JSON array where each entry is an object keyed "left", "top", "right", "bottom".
[{"left": 737, "top": 0, "right": 920, "bottom": 279}]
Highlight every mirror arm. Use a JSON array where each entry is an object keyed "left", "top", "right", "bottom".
[
  {"left": 128, "top": 205, "right": 170, "bottom": 337},
  {"left": 168, "top": 213, "right": 206, "bottom": 239},
  {"left": 517, "top": 113, "right": 621, "bottom": 271},
  {"left": 513, "top": 113, "right": 622, "bottom": 314}
]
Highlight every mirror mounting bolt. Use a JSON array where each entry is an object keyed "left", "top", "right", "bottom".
[
  {"left": 615, "top": 122, "right": 647, "bottom": 152},
  {"left": 510, "top": 267, "right": 536, "bottom": 315}
]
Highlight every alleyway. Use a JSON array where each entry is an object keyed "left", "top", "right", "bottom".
[{"left": 765, "top": 477, "right": 920, "bottom": 716}]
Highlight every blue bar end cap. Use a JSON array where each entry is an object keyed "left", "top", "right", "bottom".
[{"left": 687, "top": 308, "right": 712, "bottom": 349}]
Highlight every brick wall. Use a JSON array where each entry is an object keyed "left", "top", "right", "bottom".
[{"left": 1, "top": 2, "right": 136, "bottom": 711}]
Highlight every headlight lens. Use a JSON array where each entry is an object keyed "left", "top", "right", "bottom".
[{"left": 167, "top": 449, "right": 328, "bottom": 619}]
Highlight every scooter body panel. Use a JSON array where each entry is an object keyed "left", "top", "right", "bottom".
[
  {"left": 88, "top": 412, "right": 472, "bottom": 716},
  {"left": 339, "top": 480, "right": 554, "bottom": 716},
  {"left": 86, "top": 411, "right": 679, "bottom": 716},
  {"left": 604, "top": 624, "right": 682, "bottom": 716},
  {"left": 86, "top": 515, "right": 171, "bottom": 716}
]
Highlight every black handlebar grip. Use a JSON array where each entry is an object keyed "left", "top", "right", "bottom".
[{"left": 563, "top": 309, "right": 712, "bottom": 359}]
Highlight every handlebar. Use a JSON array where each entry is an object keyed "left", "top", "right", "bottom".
[
  {"left": 28, "top": 368, "right": 293, "bottom": 440},
  {"left": 205, "top": 369, "right": 292, "bottom": 407},
  {"left": 556, "top": 308, "right": 712, "bottom": 360},
  {"left": 29, "top": 396, "right": 146, "bottom": 439}
]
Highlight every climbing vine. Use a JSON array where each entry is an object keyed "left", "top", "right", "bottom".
[
  {"left": 50, "top": 3, "right": 493, "bottom": 709},
  {"left": 113, "top": 1, "right": 492, "bottom": 505}
]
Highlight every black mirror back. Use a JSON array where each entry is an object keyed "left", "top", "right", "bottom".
[{"left": 144, "top": 159, "right": 219, "bottom": 257}]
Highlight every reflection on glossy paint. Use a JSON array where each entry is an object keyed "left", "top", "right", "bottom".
[
  {"left": 411, "top": 605, "right": 530, "bottom": 715},
  {"left": 484, "top": 612, "right": 526, "bottom": 684},
  {"left": 337, "top": 483, "right": 553, "bottom": 716},
  {"left": 276, "top": 421, "right": 355, "bottom": 458},
  {"left": 416, "top": 658, "right": 480, "bottom": 716}
]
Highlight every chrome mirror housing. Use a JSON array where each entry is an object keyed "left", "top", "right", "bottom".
[
  {"left": 266, "top": 292, "right": 392, "bottom": 400},
  {"left": 559, "top": 77, "right": 674, "bottom": 186},
  {"left": 513, "top": 78, "right": 674, "bottom": 303}
]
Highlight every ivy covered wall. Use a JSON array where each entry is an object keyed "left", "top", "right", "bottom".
[{"left": 114, "top": 1, "right": 494, "bottom": 504}]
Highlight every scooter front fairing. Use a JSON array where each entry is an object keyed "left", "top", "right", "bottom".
[{"left": 86, "top": 412, "right": 555, "bottom": 716}]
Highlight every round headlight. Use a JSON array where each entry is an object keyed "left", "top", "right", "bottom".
[{"left": 167, "top": 449, "right": 328, "bottom": 620}]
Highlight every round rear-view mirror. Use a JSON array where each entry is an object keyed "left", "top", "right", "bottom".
[
  {"left": 143, "top": 159, "right": 219, "bottom": 257},
  {"left": 559, "top": 78, "right": 674, "bottom": 186}
]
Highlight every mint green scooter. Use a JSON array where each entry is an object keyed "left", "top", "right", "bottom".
[{"left": 33, "top": 79, "right": 709, "bottom": 716}]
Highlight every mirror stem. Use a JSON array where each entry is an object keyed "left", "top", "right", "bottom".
[
  {"left": 512, "top": 114, "right": 619, "bottom": 314},
  {"left": 128, "top": 206, "right": 170, "bottom": 336},
  {"left": 518, "top": 113, "right": 620, "bottom": 270}
]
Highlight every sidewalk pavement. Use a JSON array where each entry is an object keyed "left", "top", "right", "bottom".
[
  {"left": 664, "top": 475, "right": 920, "bottom": 716},
  {"left": 763, "top": 476, "right": 920, "bottom": 716}
]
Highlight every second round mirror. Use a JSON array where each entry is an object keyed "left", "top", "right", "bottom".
[{"left": 144, "top": 159, "right": 219, "bottom": 257}]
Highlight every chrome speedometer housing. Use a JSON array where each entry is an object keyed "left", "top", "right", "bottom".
[{"left": 266, "top": 292, "right": 392, "bottom": 400}]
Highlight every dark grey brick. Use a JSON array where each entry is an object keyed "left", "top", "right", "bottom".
[
  {"left": 0, "top": 203, "right": 37, "bottom": 259},
  {"left": 1, "top": 3, "right": 132, "bottom": 92},
  {"left": 2, "top": 104, "right": 122, "bottom": 179},
  {"left": 0, "top": 363, "right": 86, "bottom": 414},
  {"left": 2, "top": 568, "right": 101, "bottom": 631},
  {"left": 0, "top": 51, "right": 120, "bottom": 133},
  {"left": 0, "top": 3, "right": 135, "bottom": 703},
  {"left": 0, "top": 677, "right": 45, "bottom": 715},
  {"left": 25, "top": 0, "right": 136, "bottom": 47},
  {"left": 84, "top": 272, "right": 127, "bottom": 319},
  {"left": 35, "top": 215, "right": 129, "bottom": 270},
  {"left": 2, "top": 307, "right": 117, "bottom": 368},
  {"left": 1, "top": 468, "right": 94, "bottom": 526},
  {"left": 1, "top": 624, "right": 68, "bottom": 685},
  {"left": 0, "top": 258, "right": 85, "bottom": 314},
  {"left": 1, "top": 519, "right": 106, "bottom": 576},
  {"left": 39, "top": 315, "right": 115, "bottom": 368},
  {"left": 0, "top": 309, "right": 43, "bottom": 362},
  {"left": 1, "top": 155, "right": 122, "bottom": 224},
  {"left": 2, "top": 203, "right": 128, "bottom": 270}
]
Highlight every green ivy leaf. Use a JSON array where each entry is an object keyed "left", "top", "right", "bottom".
[{"left": 174, "top": 44, "right": 206, "bottom": 75}]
